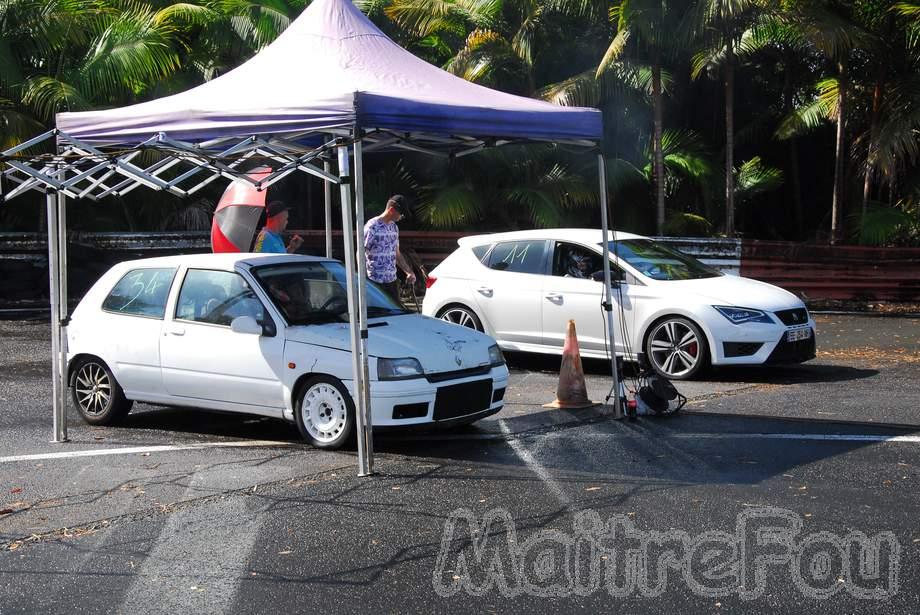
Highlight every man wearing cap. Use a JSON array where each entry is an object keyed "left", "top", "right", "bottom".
[
  {"left": 364, "top": 194, "right": 416, "bottom": 302},
  {"left": 254, "top": 200, "right": 303, "bottom": 253}
]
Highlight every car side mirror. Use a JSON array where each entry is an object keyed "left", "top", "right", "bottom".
[
  {"left": 591, "top": 271, "right": 621, "bottom": 287},
  {"left": 231, "top": 315, "right": 263, "bottom": 335}
]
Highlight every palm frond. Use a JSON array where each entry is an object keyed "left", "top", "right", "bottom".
[
  {"left": 734, "top": 156, "right": 783, "bottom": 202},
  {"left": 852, "top": 201, "right": 913, "bottom": 245},
  {"left": 774, "top": 78, "right": 837, "bottom": 139},
  {"left": 21, "top": 76, "right": 90, "bottom": 120},
  {"left": 419, "top": 183, "right": 483, "bottom": 228},
  {"left": 595, "top": 27, "right": 629, "bottom": 78}
]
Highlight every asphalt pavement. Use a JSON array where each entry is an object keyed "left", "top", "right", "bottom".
[{"left": 0, "top": 315, "right": 918, "bottom": 613}]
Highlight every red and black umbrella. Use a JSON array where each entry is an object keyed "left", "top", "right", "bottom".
[{"left": 210, "top": 167, "right": 273, "bottom": 253}]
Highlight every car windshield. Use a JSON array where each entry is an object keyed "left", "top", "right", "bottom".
[
  {"left": 603, "top": 239, "right": 722, "bottom": 281},
  {"left": 252, "top": 261, "right": 408, "bottom": 325}
]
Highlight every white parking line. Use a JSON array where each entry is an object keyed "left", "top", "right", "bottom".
[
  {"left": 498, "top": 419, "right": 572, "bottom": 507},
  {"left": 0, "top": 440, "right": 294, "bottom": 464}
]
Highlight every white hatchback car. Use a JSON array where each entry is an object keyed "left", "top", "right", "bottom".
[
  {"left": 422, "top": 229, "right": 816, "bottom": 380},
  {"left": 66, "top": 253, "right": 508, "bottom": 448}
]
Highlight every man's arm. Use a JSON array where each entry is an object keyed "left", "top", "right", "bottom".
[{"left": 395, "top": 243, "right": 416, "bottom": 284}]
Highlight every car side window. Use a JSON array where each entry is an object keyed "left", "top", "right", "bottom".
[
  {"left": 175, "top": 269, "right": 266, "bottom": 327},
  {"left": 551, "top": 243, "right": 625, "bottom": 281},
  {"left": 471, "top": 244, "right": 490, "bottom": 262},
  {"left": 102, "top": 268, "right": 176, "bottom": 319},
  {"left": 487, "top": 240, "right": 546, "bottom": 274}
]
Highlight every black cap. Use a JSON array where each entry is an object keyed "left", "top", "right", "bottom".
[
  {"left": 387, "top": 194, "right": 407, "bottom": 213},
  {"left": 265, "top": 200, "right": 290, "bottom": 218}
]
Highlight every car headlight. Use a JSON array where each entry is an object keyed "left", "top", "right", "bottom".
[
  {"left": 713, "top": 306, "right": 774, "bottom": 324},
  {"left": 377, "top": 357, "right": 424, "bottom": 380},
  {"left": 488, "top": 344, "right": 505, "bottom": 366}
]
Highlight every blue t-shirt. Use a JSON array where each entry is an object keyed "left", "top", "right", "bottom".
[{"left": 253, "top": 229, "right": 285, "bottom": 253}]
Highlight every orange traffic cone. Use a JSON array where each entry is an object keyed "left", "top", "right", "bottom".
[{"left": 543, "top": 320, "right": 599, "bottom": 410}]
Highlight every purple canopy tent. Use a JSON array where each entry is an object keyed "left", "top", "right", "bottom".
[{"left": 1, "top": 0, "right": 620, "bottom": 476}]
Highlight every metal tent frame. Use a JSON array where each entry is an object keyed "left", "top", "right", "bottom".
[{"left": 1, "top": 123, "right": 621, "bottom": 477}]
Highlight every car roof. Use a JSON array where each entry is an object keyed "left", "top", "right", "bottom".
[
  {"left": 456, "top": 228, "right": 646, "bottom": 247},
  {"left": 109, "top": 252, "right": 333, "bottom": 273}
]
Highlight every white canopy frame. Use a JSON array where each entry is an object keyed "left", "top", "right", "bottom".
[{"left": 2, "top": 124, "right": 622, "bottom": 476}]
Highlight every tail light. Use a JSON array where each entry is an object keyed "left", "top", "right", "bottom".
[{"left": 425, "top": 276, "right": 437, "bottom": 289}]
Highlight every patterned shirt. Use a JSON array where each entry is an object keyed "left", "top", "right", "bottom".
[
  {"left": 253, "top": 229, "right": 285, "bottom": 253},
  {"left": 364, "top": 217, "right": 399, "bottom": 283}
]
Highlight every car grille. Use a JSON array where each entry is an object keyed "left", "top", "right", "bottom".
[
  {"left": 426, "top": 365, "right": 491, "bottom": 383},
  {"left": 775, "top": 308, "right": 809, "bottom": 326},
  {"left": 433, "top": 379, "right": 493, "bottom": 421}
]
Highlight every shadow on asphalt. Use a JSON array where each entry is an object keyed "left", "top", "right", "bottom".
[
  {"left": 118, "top": 406, "right": 303, "bottom": 442},
  {"left": 506, "top": 352, "right": 880, "bottom": 386}
]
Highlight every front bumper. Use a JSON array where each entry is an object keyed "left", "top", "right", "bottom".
[
  {"left": 765, "top": 330, "right": 817, "bottom": 364},
  {"left": 364, "top": 364, "right": 509, "bottom": 427},
  {"left": 710, "top": 318, "right": 817, "bottom": 366}
]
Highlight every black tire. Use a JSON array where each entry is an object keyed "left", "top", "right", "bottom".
[
  {"left": 644, "top": 316, "right": 709, "bottom": 380},
  {"left": 437, "top": 304, "right": 483, "bottom": 332},
  {"left": 294, "top": 375, "right": 356, "bottom": 450},
  {"left": 70, "top": 357, "right": 133, "bottom": 425}
]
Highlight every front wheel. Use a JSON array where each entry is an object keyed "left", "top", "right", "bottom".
[
  {"left": 70, "top": 357, "right": 133, "bottom": 425},
  {"left": 437, "top": 305, "right": 483, "bottom": 332},
  {"left": 295, "top": 376, "right": 356, "bottom": 449},
  {"left": 644, "top": 317, "right": 709, "bottom": 380}
]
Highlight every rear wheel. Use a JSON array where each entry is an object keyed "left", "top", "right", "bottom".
[
  {"left": 644, "top": 317, "right": 709, "bottom": 380},
  {"left": 70, "top": 357, "right": 133, "bottom": 425},
  {"left": 437, "top": 305, "right": 483, "bottom": 332},
  {"left": 295, "top": 375, "right": 356, "bottom": 449}
]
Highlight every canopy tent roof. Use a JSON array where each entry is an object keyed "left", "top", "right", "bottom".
[{"left": 56, "top": 0, "right": 602, "bottom": 149}]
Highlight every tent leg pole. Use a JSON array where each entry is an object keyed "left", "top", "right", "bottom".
[
  {"left": 46, "top": 190, "right": 68, "bottom": 442},
  {"left": 57, "top": 187, "right": 69, "bottom": 438},
  {"left": 352, "top": 138, "right": 373, "bottom": 474},
  {"left": 324, "top": 160, "right": 333, "bottom": 258},
  {"left": 337, "top": 143, "right": 372, "bottom": 477},
  {"left": 598, "top": 154, "right": 623, "bottom": 420}
]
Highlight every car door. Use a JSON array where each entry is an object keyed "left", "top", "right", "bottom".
[
  {"left": 159, "top": 268, "right": 285, "bottom": 410},
  {"left": 97, "top": 267, "right": 176, "bottom": 398},
  {"left": 469, "top": 239, "right": 548, "bottom": 347},
  {"left": 542, "top": 242, "right": 632, "bottom": 356}
]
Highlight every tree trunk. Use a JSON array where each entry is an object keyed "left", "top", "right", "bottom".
[
  {"left": 861, "top": 79, "right": 883, "bottom": 244},
  {"left": 724, "top": 37, "right": 735, "bottom": 236},
  {"left": 782, "top": 52, "right": 804, "bottom": 237},
  {"left": 652, "top": 63, "right": 665, "bottom": 235},
  {"left": 830, "top": 61, "right": 847, "bottom": 245}
]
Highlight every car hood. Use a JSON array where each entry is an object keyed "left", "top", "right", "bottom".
[
  {"left": 661, "top": 274, "right": 804, "bottom": 311},
  {"left": 284, "top": 313, "right": 495, "bottom": 374}
]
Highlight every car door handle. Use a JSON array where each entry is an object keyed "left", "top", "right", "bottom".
[
  {"left": 167, "top": 325, "right": 185, "bottom": 336},
  {"left": 477, "top": 286, "right": 493, "bottom": 297},
  {"left": 545, "top": 293, "right": 563, "bottom": 302}
]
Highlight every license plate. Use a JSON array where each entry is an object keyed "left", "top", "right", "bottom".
[{"left": 786, "top": 328, "right": 811, "bottom": 342}]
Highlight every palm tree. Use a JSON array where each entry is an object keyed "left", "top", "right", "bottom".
[
  {"left": 689, "top": 0, "right": 765, "bottom": 236},
  {"left": 596, "top": 0, "right": 692, "bottom": 235}
]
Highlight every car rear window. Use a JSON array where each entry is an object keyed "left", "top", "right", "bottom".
[
  {"left": 102, "top": 268, "right": 176, "bottom": 319},
  {"left": 486, "top": 240, "right": 546, "bottom": 274}
]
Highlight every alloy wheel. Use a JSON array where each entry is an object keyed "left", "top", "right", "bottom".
[
  {"left": 648, "top": 319, "right": 702, "bottom": 378},
  {"left": 439, "top": 307, "right": 481, "bottom": 331},
  {"left": 74, "top": 362, "right": 112, "bottom": 416}
]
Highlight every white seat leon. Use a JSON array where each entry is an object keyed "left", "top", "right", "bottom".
[
  {"left": 66, "top": 253, "right": 508, "bottom": 448},
  {"left": 422, "top": 229, "right": 816, "bottom": 380}
]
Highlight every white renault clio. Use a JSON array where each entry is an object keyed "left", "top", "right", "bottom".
[
  {"left": 422, "top": 229, "right": 816, "bottom": 380},
  {"left": 67, "top": 253, "right": 508, "bottom": 448}
]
